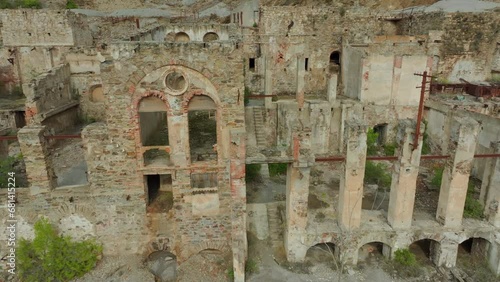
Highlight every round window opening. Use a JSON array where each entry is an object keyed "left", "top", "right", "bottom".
[{"left": 165, "top": 71, "right": 188, "bottom": 94}]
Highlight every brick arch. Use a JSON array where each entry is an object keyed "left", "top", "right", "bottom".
[
  {"left": 132, "top": 90, "right": 172, "bottom": 113},
  {"left": 356, "top": 235, "right": 394, "bottom": 250},
  {"left": 52, "top": 202, "right": 97, "bottom": 223},
  {"left": 458, "top": 234, "right": 493, "bottom": 245},
  {"left": 184, "top": 240, "right": 230, "bottom": 261},
  {"left": 410, "top": 232, "right": 443, "bottom": 245},
  {"left": 181, "top": 89, "right": 221, "bottom": 114},
  {"left": 126, "top": 63, "right": 217, "bottom": 95}
]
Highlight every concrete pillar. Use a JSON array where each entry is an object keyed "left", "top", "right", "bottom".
[
  {"left": 18, "top": 126, "right": 56, "bottom": 194},
  {"left": 339, "top": 121, "right": 367, "bottom": 230},
  {"left": 327, "top": 73, "right": 338, "bottom": 103},
  {"left": 489, "top": 240, "right": 500, "bottom": 275},
  {"left": 285, "top": 130, "right": 314, "bottom": 262},
  {"left": 433, "top": 240, "right": 458, "bottom": 268},
  {"left": 387, "top": 120, "right": 423, "bottom": 229},
  {"left": 296, "top": 57, "right": 305, "bottom": 108},
  {"left": 436, "top": 117, "right": 479, "bottom": 228},
  {"left": 482, "top": 142, "right": 500, "bottom": 227},
  {"left": 230, "top": 129, "right": 247, "bottom": 282},
  {"left": 264, "top": 56, "right": 273, "bottom": 109}
]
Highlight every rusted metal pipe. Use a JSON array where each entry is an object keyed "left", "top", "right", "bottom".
[
  {"left": 45, "top": 134, "right": 81, "bottom": 139},
  {"left": 474, "top": 154, "right": 500, "bottom": 158},
  {"left": 0, "top": 136, "right": 18, "bottom": 140},
  {"left": 247, "top": 95, "right": 277, "bottom": 98}
]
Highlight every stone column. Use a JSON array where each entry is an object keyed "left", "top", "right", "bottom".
[
  {"left": 387, "top": 120, "right": 423, "bottom": 229},
  {"left": 169, "top": 113, "right": 189, "bottom": 167},
  {"left": 433, "top": 239, "right": 458, "bottom": 268},
  {"left": 285, "top": 130, "right": 314, "bottom": 262},
  {"left": 264, "top": 56, "right": 273, "bottom": 109},
  {"left": 81, "top": 123, "right": 108, "bottom": 189},
  {"left": 230, "top": 129, "right": 247, "bottom": 282},
  {"left": 482, "top": 142, "right": 500, "bottom": 227},
  {"left": 18, "top": 126, "right": 56, "bottom": 194},
  {"left": 339, "top": 121, "right": 367, "bottom": 230},
  {"left": 436, "top": 117, "right": 479, "bottom": 228},
  {"left": 327, "top": 73, "right": 338, "bottom": 104},
  {"left": 296, "top": 57, "right": 305, "bottom": 108}
]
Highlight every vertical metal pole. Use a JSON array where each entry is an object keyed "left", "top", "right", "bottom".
[{"left": 414, "top": 71, "right": 427, "bottom": 150}]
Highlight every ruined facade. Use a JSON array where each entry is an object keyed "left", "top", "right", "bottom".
[{"left": 0, "top": 2, "right": 500, "bottom": 281}]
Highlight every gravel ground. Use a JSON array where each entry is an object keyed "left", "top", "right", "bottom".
[{"left": 72, "top": 256, "right": 155, "bottom": 282}]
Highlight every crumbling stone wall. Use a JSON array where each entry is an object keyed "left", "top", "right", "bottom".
[
  {"left": 86, "top": 40, "right": 246, "bottom": 262},
  {"left": 398, "top": 11, "right": 500, "bottom": 82},
  {"left": 1, "top": 10, "right": 92, "bottom": 47},
  {"left": 23, "top": 64, "right": 78, "bottom": 132}
]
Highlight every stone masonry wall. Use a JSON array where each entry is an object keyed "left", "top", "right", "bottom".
[
  {"left": 1, "top": 10, "right": 92, "bottom": 47},
  {"left": 95, "top": 40, "right": 245, "bottom": 260}
]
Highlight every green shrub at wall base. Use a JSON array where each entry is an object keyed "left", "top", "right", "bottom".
[
  {"left": 18, "top": 218, "right": 102, "bottom": 282},
  {"left": 66, "top": 0, "right": 78, "bottom": 9},
  {"left": 394, "top": 249, "right": 417, "bottom": 266}
]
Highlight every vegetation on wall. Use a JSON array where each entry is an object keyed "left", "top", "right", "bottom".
[
  {"left": 0, "top": 153, "right": 26, "bottom": 188},
  {"left": 463, "top": 181, "right": 483, "bottom": 219},
  {"left": 364, "top": 161, "right": 392, "bottom": 190},
  {"left": 0, "top": 0, "right": 41, "bottom": 8},
  {"left": 245, "top": 164, "right": 261, "bottom": 183},
  {"left": 66, "top": 0, "right": 77, "bottom": 9},
  {"left": 18, "top": 218, "right": 102, "bottom": 282},
  {"left": 268, "top": 163, "right": 287, "bottom": 177}
]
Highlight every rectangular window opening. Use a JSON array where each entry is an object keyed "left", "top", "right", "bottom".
[
  {"left": 191, "top": 173, "right": 218, "bottom": 189},
  {"left": 249, "top": 58, "right": 255, "bottom": 71},
  {"left": 305, "top": 58, "right": 309, "bottom": 71}
]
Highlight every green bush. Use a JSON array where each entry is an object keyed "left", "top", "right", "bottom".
[
  {"left": 66, "top": 0, "right": 77, "bottom": 9},
  {"left": 366, "top": 128, "right": 379, "bottom": 155},
  {"left": 431, "top": 167, "right": 444, "bottom": 188},
  {"left": 0, "top": 154, "right": 24, "bottom": 188},
  {"left": 463, "top": 181, "right": 483, "bottom": 219},
  {"left": 18, "top": 218, "right": 102, "bottom": 282},
  {"left": 20, "top": 0, "right": 41, "bottom": 8},
  {"left": 245, "top": 258, "right": 259, "bottom": 274},
  {"left": 383, "top": 143, "right": 397, "bottom": 156},
  {"left": 394, "top": 249, "right": 416, "bottom": 266},
  {"left": 364, "top": 161, "right": 391, "bottom": 189},
  {"left": 268, "top": 163, "right": 287, "bottom": 177},
  {"left": 245, "top": 164, "right": 261, "bottom": 183}
]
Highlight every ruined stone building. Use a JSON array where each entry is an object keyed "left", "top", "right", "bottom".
[{"left": 0, "top": 1, "right": 499, "bottom": 281}]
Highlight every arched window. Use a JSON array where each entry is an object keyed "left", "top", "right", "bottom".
[
  {"left": 203, "top": 32, "right": 219, "bottom": 42},
  {"left": 89, "top": 85, "right": 105, "bottom": 102},
  {"left": 174, "top": 32, "right": 190, "bottom": 42},
  {"left": 188, "top": 95, "right": 217, "bottom": 163},
  {"left": 330, "top": 51, "right": 340, "bottom": 65}
]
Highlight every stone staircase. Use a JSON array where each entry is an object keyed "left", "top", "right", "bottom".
[
  {"left": 253, "top": 107, "right": 266, "bottom": 147},
  {"left": 266, "top": 202, "right": 285, "bottom": 247}
]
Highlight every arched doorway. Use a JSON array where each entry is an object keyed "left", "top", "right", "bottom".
[
  {"left": 358, "top": 242, "right": 391, "bottom": 263},
  {"left": 457, "top": 238, "right": 496, "bottom": 281},
  {"left": 409, "top": 239, "right": 440, "bottom": 265}
]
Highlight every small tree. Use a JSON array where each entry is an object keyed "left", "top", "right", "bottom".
[
  {"left": 20, "top": 0, "right": 41, "bottom": 8},
  {"left": 66, "top": 0, "right": 77, "bottom": 9},
  {"left": 18, "top": 218, "right": 102, "bottom": 281}
]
